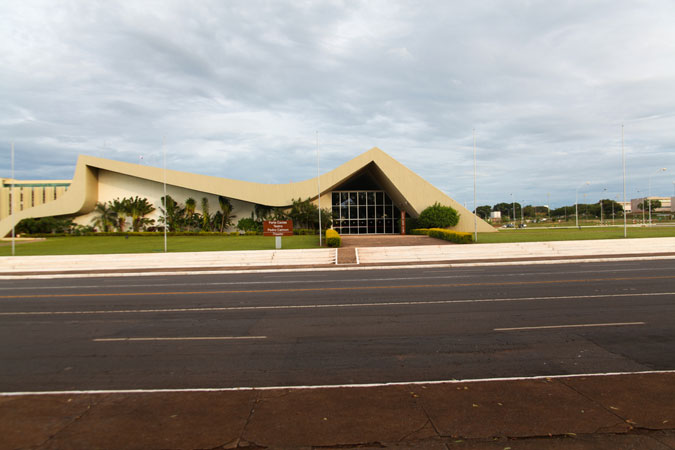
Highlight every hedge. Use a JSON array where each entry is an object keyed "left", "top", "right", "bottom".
[
  {"left": 325, "top": 229, "right": 341, "bottom": 247},
  {"left": 20, "top": 231, "right": 262, "bottom": 238},
  {"left": 411, "top": 228, "right": 473, "bottom": 244}
]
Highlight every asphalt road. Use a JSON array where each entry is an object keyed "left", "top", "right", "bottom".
[{"left": 0, "top": 260, "right": 673, "bottom": 392}]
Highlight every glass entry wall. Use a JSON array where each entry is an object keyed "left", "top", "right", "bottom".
[{"left": 331, "top": 191, "right": 401, "bottom": 234}]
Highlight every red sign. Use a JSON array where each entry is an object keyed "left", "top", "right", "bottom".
[{"left": 263, "top": 220, "right": 294, "bottom": 236}]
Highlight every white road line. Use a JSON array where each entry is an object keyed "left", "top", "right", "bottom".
[
  {"left": 93, "top": 336, "right": 267, "bottom": 342},
  {"left": 0, "top": 267, "right": 665, "bottom": 291},
  {"left": 1, "top": 291, "right": 672, "bottom": 317},
  {"left": 495, "top": 322, "right": 646, "bottom": 331},
  {"left": 2, "top": 255, "right": 674, "bottom": 280},
  {"left": 1, "top": 369, "right": 674, "bottom": 397}
]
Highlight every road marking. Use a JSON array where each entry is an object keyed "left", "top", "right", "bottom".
[
  {"left": 1, "top": 291, "right": 672, "bottom": 317},
  {"left": 93, "top": 336, "right": 266, "bottom": 342},
  {"left": 494, "top": 322, "right": 645, "bottom": 331},
  {"left": 0, "top": 266, "right": 669, "bottom": 292},
  {"left": 0, "top": 274, "right": 674, "bottom": 299},
  {"left": 2, "top": 256, "right": 675, "bottom": 280},
  {"left": 1, "top": 369, "right": 674, "bottom": 397}
]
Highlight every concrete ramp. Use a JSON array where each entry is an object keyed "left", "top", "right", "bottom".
[
  {"left": 356, "top": 237, "right": 675, "bottom": 264},
  {"left": 0, "top": 248, "right": 338, "bottom": 275}
]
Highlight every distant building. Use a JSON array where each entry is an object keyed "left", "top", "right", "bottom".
[
  {"left": 618, "top": 201, "right": 632, "bottom": 214},
  {"left": 630, "top": 197, "right": 672, "bottom": 213},
  {"left": 1, "top": 179, "right": 71, "bottom": 220},
  {"left": 490, "top": 211, "right": 502, "bottom": 222}
]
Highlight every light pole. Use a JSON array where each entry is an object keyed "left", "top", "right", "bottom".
[
  {"left": 11, "top": 141, "right": 15, "bottom": 257},
  {"left": 648, "top": 168, "right": 667, "bottom": 226},
  {"left": 316, "top": 131, "right": 322, "bottom": 246},
  {"left": 473, "top": 128, "right": 477, "bottom": 242},
  {"left": 576, "top": 181, "right": 590, "bottom": 228},
  {"left": 636, "top": 190, "right": 645, "bottom": 225},
  {"left": 600, "top": 188, "right": 607, "bottom": 225},
  {"left": 621, "top": 124, "right": 627, "bottom": 237},
  {"left": 511, "top": 193, "right": 515, "bottom": 225}
]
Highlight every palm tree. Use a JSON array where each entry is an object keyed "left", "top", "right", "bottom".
[
  {"left": 252, "top": 203, "right": 273, "bottom": 221},
  {"left": 218, "top": 195, "right": 236, "bottom": 232},
  {"left": 201, "top": 197, "right": 211, "bottom": 231},
  {"left": 109, "top": 198, "right": 129, "bottom": 232},
  {"left": 90, "top": 202, "right": 116, "bottom": 232},
  {"left": 127, "top": 196, "right": 156, "bottom": 231},
  {"left": 185, "top": 197, "right": 196, "bottom": 232},
  {"left": 159, "top": 195, "right": 185, "bottom": 231}
]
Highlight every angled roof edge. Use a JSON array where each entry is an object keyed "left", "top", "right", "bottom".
[{"left": 0, "top": 147, "right": 495, "bottom": 236}]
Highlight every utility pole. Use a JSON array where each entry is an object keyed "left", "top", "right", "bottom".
[
  {"left": 622, "top": 124, "right": 627, "bottom": 237},
  {"left": 473, "top": 129, "right": 477, "bottom": 242},
  {"left": 316, "top": 131, "right": 322, "bottom": 247},
  {"left": 11, "top": 141, "right": 15, "bottom": 256},
  {"left": 163, "top": 137, "right": 167, "bottom": 253}
]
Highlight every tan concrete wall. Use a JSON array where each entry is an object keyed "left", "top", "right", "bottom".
[{"left": 74, "top": 170, "right": 255, "bottom": 232}]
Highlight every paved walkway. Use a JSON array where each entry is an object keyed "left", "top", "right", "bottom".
[
  {"left": 2, "top": 372, "right": 673, "bottom": 449},
  {"left": 1, "top": 237, "right": 674, "bottom": 278}
]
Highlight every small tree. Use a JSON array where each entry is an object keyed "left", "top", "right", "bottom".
[
  {"left": 201, "top": 197, "right": 211, "bottom": 231},
  {"left": 217, "top": 196, "right": 236, "bottom": 232},
  {"left": 418, "top": 202, "right": 460, "bottom": 228},
  {"left": 475, "top": 205, "right": 491, "bottom": 220},
  {"left": 638, "top": 199, "right": 662, "bottom": 211},
  {"left": 109, "top": 198, "right": 129, "bottom": 232},
  {"left": 91, "top": 202, "right": 116, "bottom": 232}
]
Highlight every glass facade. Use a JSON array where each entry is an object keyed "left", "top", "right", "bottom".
[{"left": 331, "top": 190, "right": 401, "bottom": 234}]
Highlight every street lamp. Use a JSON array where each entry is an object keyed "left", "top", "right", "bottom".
[
  {"left": 648, "top": 168, "right": 667, "bottom": 226},
  {"left": 576, "top": 181, "right": 590, "bottom": 228},
  {"left": 600, "top": 188, "right": 607, "bottom": 225}
]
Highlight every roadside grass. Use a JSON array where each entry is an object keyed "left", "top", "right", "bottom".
[
  {"left": 0, "top": 235, "right": 321, "bottom": 256},
  {"left": 477, "top": 226, "right": 675, "bottom": 243}
]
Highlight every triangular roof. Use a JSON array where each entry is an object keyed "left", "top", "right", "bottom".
[{"left": 0, "top": 147, "right": 494, "bottom": 236}]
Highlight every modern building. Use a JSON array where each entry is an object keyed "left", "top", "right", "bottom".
[
  {"left": 1, "top": 179, "right": 71, "bottom": 220},
  {"left": 630, "top": 197, "right": 673, "bottom": 213},
  {"left": 0, "top": 147, "right": 495, "bottom": 237}
]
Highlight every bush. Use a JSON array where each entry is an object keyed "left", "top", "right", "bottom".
[
  {"left": 325, "top": 229, "right": 341, "bottom": 247},
  {"left": 411, "top": 228, "right": 473, "bottom": 244},
  {"left": 418, "top": 203, "right": 459, "bottom": 228},
  {"left": 293, "top": 228, "right": 316, "bottom": 235},
  {"left": 236, "top": 218, "right": 262, "bottom": 232}
]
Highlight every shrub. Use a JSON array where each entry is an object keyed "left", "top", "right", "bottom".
[
  {"left": 325, "top": 229, "right": 341, "bottom": 247},
  {"left": 293, "top": 228, "right": 316, "bottom": 235},
  {"left": 412, "top": 228, "right": 473, "bottom": 244},
  {"left": 236, "top": 217, "right": 262, "bottom": 232},
  {"left": 418, "top": 203, "right": 459, "bottom": 228}
]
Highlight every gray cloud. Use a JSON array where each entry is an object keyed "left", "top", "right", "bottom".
[{"left": 1, "top": 0, "right": 674, "bottom": 207}]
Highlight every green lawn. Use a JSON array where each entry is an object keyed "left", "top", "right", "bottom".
[
  {"left": 0, "top": 235, "right": 322, "bottom": 256},
  {"left": 476, "top": 226, "right": 675, "bottom": 243},
  {"left": 2, "top": 227, "right": 674, "bottom": 255}
]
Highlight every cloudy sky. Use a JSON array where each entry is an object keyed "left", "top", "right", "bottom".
[{"left": 1, "top": 0, "right": 674, "bottom": 208}]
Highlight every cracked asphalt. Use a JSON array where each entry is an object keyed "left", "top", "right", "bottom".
[{"left": 2, "top": 373, "right": 674, "bottom": 449}]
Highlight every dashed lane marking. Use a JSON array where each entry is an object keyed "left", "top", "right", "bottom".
[{"left": 495, "top": 322, "right": 645, "bottom": 331}]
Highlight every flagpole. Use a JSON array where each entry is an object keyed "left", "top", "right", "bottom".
[
  {"left": 11, "top": 141, "right": 15, "bottom": 256},
  {"left": 163, "top": 137, "right": 167, "bottom": 252},
  {"left": 622, "top": 124, "right": 626, "bottom": 238},
  {"left": 473, "top": 128, "right": 477, "bottom": 243},
  {"left": 316, "top": 131, "right": 322, "bottom": 247}
]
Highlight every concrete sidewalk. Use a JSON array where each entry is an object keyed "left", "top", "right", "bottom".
[
  {"left": 2, "top": 372, "right": 673, "bottom": 449},
  {"left": 1, "top": 237, "right": 674, "bottom": 278}
]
